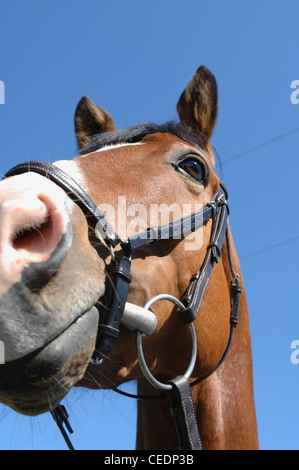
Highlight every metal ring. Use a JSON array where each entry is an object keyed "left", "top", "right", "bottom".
[{"left": 136, "top": 294, "right": 197, "bottom": 391}]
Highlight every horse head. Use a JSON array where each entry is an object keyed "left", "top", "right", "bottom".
[{"left": 0, "top": 66, "right": 258, "bottom": 449}]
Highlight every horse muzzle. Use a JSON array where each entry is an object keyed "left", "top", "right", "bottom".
[
  {"left": 0, "top": 306, "right": 99, "bottom": 415},
  {"left": 0, "top": 172, "right": 75, "bottom": 362}
]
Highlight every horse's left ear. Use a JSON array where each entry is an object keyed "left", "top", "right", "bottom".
[
  {"left": 74, "top": 95, "right": 115, "bottom": 149},
  {"left": 177, "top": 66, "right": 218, "bottom": 140}
]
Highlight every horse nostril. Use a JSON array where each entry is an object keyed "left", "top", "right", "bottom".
[
  {"left": 0, "top": 173, "right": 73, "bottom": 297},
  {"left": 12, "top": 214, "right": 51, "bottom": 253},
  {"left": 8, "top": 192, "right": 68, "bottom": 265},
  {"left": 21, "top": 221, "right": 73, "bottom": 291},
  {"left": 9, "top": 194, "right": 73, "bottom": 291}
]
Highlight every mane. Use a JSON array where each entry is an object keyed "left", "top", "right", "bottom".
[{"left": 79, "top": 121, "right": 208, "bottom": 155}]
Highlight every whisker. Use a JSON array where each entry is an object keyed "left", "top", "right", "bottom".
[
  {"left": 86, "top": 364, "right": 120, "bottom": 388},
  {"left": 84, "top": 370, "right": 105, "bottom": 389},
  {"left": 53, "top": 376, "right": 69, "bottom": 395}
]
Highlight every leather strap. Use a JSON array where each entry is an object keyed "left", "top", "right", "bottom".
[
  {"left": 5, "top": 161, "right": 222, "bottom": 255},
  {"left": 95, "top": 256, "right": 132, "bottom": 357},
  {"left": 50, "top": 404, "right": 74, "bottom": 451},
  {"left": 125, "top": 201, "right": 217, "bottom": 253},
  {"left": 167, "top": 375, "right": 202, "bottom": 450},
  {"left": 179, "top": 201, "right": 228, "bottom": 324}
]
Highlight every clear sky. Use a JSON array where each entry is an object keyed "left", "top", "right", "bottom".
[{"left": 0, "top": 0, "right": 298, "bottom": 450}]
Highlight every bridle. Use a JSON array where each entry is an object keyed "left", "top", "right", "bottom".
[{"left": 4, "top": 156, "right": 241, "bottom": 451}]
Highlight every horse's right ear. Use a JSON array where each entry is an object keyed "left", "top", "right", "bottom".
[
  {"left": 177, "top": 66, "right": 218, "bottom": 140},
  {"left": 74, "top": 96, "right": 115, "bottom": 150}
]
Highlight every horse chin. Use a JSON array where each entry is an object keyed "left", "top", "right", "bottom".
[{"left": 0, "top": 307, "right": 99, "bottom": 416}]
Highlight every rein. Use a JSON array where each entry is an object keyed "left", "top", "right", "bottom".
[{"left": 4, "top": 159, "right": 241, "bottom": 451}]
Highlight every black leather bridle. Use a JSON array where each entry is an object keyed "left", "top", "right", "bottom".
[{"left": 4, "top": 158, "right": 241, "bottom": 451}]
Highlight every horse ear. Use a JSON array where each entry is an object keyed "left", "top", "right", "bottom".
[
  {"left": 74, "top": 95, "right": 115, "bottom": 149},
  {"left": 177, "top": 66, "right": 218, "bottom": 139}
]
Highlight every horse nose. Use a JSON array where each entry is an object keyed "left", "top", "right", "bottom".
[{"left": 0, "top": 173, "right": 72, "bottom": 295}]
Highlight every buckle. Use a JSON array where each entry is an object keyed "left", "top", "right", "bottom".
[
  {"left": 206, "top": 200, "right": 217, "bottom": 217},
  {"left": 208, "top": 241, "right": 221, "bottom": 262}
]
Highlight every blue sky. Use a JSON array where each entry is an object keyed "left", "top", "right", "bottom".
[{"left": 0, "top": 0, "right": 298, "bottom": 450}]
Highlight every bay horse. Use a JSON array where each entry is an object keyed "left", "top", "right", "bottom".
[{"left": 0, "top": 66, "right": 258, "bottom": 450}]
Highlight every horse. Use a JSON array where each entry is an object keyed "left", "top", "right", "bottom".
[{"left": 0, "top": 65, "right": 258, "bottom": 450}]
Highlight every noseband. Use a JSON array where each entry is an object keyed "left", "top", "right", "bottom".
[{"left": 5, "top": 159, "right": 241, "bottom": 451}]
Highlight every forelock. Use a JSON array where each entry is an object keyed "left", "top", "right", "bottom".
[{"left": 79, "top": 121, "right": 208, "bottom": 155}]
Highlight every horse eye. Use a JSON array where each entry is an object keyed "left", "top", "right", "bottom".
[{"left": 177, "top": 157, "right": 206, "bottom": 183}]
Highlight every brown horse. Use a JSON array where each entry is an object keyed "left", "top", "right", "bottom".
[{"left": 0, "top": 66, "right": 258, "bottom": 450}]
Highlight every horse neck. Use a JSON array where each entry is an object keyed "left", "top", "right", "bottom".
[{"left": 136, "top": 232, "right": 259, "bottom": 450}]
